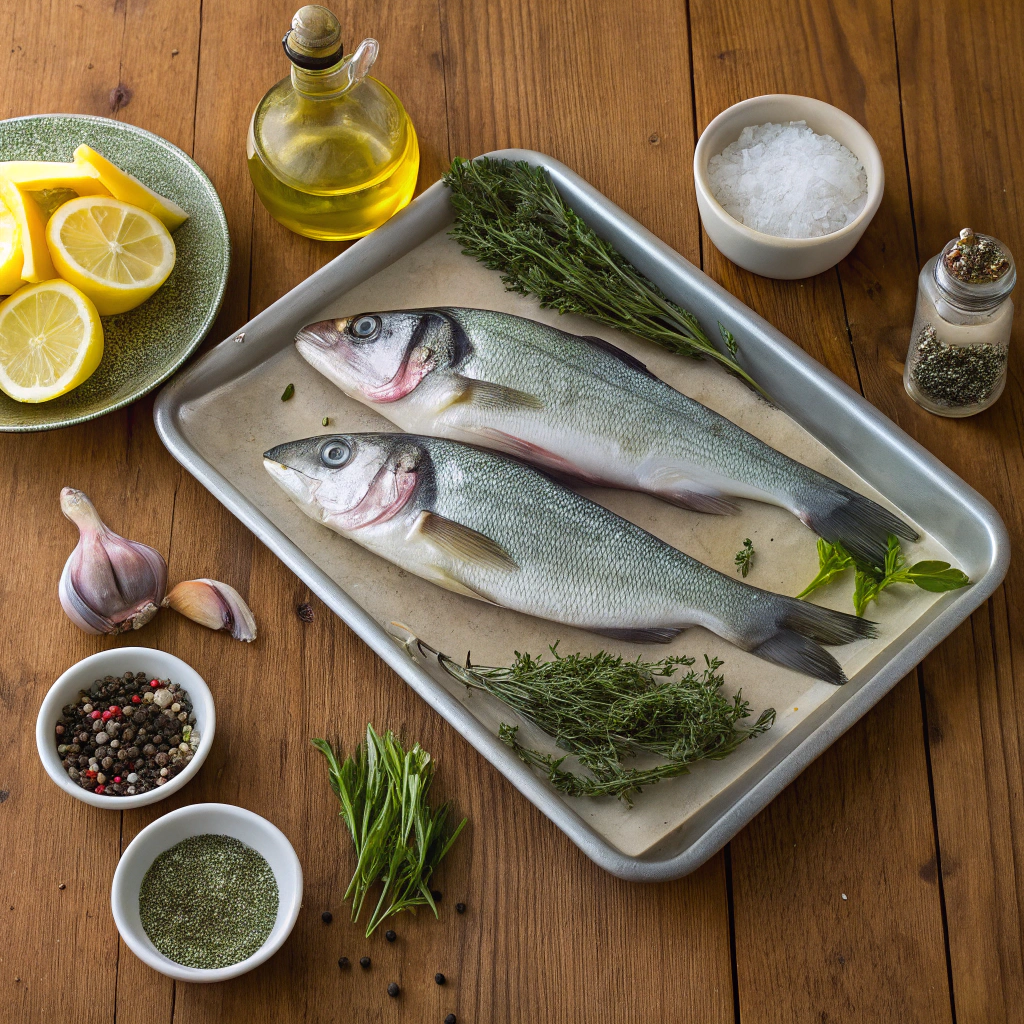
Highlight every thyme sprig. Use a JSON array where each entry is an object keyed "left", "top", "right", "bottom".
[
  {"left": 313, "top": 726, "right": 466, "bottom": 936},
  {"left": 797, "top": 534, "right": 970, "bottom": 615},
  {"left": 734, "top": 538, "right": 755, "bottom": 577},
  {"left": 444, "top": 157, "right": 767, "bottom": 397},
  {"left": 410, "top": 638, "right": 774, "bottom": 806}
]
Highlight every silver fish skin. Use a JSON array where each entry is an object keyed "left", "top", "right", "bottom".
[
  {"left": 294, "top": 307, "right": 917, "bottom": 567},
  {"left": 263, "top": 432, "right": 876, "bottom": 685}
]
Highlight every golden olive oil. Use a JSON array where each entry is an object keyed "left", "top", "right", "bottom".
[{"left": 248, "top": 7, "right": 419, "bottom": 241}]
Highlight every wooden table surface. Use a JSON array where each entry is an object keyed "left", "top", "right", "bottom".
[{"left": 3, "top": 0, "right": 1022, "bottom": 1021}]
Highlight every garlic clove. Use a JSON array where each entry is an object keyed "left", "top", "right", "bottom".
[
  {"left": 59, "top": 488, "right": 167, "bottom": 634},
  {"left": 162, "top": 579, "right": 257, "bottom": 642}
]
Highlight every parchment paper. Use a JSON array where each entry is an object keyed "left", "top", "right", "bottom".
[{"left": 182, "top": 231, "right": 956, "bottom": 857}]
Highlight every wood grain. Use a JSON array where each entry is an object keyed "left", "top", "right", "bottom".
[
  {"left": 689, "top": 0, "right": 954, "bottom": 1020},
  {"left": 891, "top": 2, "right": 1024, "bottom": 1020},
  {"left": 3, "top": 0, "right": 1023, "bottom": 1021}
]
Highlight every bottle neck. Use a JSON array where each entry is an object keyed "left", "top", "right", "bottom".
[{"left": 291, "top": 61, "right": 351, "bottom": 98}]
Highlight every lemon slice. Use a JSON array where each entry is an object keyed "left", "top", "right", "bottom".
[
  {"left": 74, "top": 145, "right": 188, "bottom": 230},
  {"left": 0, "top": 160, "right": 110, "bottom": 196},
  {"left": 0, "top": 280, "right": 103, "bottom": 402},
  {"left": 0, "top": 200, "right": 24, "bottom": 294},
  {"left": 0, "top": 177, "right": 56, "bottom": 282},
  {"left": 45, "top": 196, "right": 176, "bottom": 315}
]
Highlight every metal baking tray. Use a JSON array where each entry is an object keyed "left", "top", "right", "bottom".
[{"left": 154, "top": 149, "right": 1008, "bottom": 881}]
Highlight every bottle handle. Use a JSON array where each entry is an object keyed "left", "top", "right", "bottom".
[{"left": 342, "top": 38, "right": 378, "bottom": 91}]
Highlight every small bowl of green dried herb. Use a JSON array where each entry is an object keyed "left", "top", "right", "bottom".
[
  {"left": 36, "top": 647, "right": 215, "bottom": 809},
  {"left": 111, "top": 802, "right": 303, "bottom": 981}
]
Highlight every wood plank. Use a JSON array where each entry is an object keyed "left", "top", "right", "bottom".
[
  {"left": 434, "top": 2, "right": 735, "bottom": 1021},
  {"left": 688, "top": 0, "right": 954, "bottom": 1019},
  {"left": 0, "top": 3, "right": 192, "bottom": 1022},
  {"left": 891, "top": 1, "right": 1024, "bottom": 1019}
]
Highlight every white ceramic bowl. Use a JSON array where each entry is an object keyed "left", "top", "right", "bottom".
[
  {"left": 111, "top": 803, "right": 303, "bottom": 982},
  {"left": 36, "top": 647, "right": 215, "bottom": 809},
  {"left": 693, "top": 94, "right": 885, "bottom": 280}
]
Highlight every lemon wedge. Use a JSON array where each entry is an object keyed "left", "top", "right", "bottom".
[
  {"left": 74, "top": 145, "right": 188, "bottom": 231},
  {"left": 0, "top": 160, "right": 110, "bottom": 196},
  {"left": 0, "top": 280, "right": 103, "bottom": 402},
  {"left": 0, "top": 177, "right": 56, "bottom": 283},
  {"left": 45, "top": 196, "right": 176, "bottom": 315},
  {"left": 0, "top": 200, "right": 24, "bottom": 294}
]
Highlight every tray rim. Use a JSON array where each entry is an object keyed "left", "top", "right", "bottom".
[{"left": 154, "top": 148, "right": 1009, "bottom": 881}]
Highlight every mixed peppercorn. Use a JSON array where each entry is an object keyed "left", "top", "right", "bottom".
[{"left": 55, "top": 672, "right": 199, "bottom": 796}]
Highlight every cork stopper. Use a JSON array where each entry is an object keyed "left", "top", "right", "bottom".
[{"left": 283, "top": 6, "right": 344, "bottom": 69}]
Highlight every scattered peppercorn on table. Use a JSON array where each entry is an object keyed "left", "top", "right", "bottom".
[{"left": 2, "top": 1, "right": 1022, "bottom": 1022}]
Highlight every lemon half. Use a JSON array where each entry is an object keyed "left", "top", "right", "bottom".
[
  {"left": 0, "top": 279, "right": 103, "bottom": 402},
  {"left": 45, "top": 196, "right": 176, "bottom": 315},
  {"left": 74, "top": 145, "right": 188, "bottom": 231}
]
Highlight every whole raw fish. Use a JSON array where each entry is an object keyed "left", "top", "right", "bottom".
[
  {"left": 264, "top": 432, "right": 875, "bottom": 684},
  {"left": 295, "top": 307, "right": 916, "bottom": 566}
]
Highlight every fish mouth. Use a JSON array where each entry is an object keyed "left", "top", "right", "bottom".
[{"left": 295, "top": 318, "right": 347, "bottom": 352}]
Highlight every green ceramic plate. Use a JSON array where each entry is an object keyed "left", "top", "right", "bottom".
[{"left": 0, "top": 114, "right": 230, "bottom": 431}]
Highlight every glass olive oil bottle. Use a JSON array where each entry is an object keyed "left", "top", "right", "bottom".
[{"left": 247, "top": 5, "right": 419, "bottom": 240}]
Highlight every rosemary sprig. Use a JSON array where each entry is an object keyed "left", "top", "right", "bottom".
[
  {"left": 312, "top": 726, "right": 466, "bottom": 936},
  {"left": 412, "top": 639, "right": 774, "bottom": 806},
  {"left": 443, "top": 157, "right": 767, "bottom": 397},
  {"left": 734, "top": 538, "right": 755, "bottom": 577},
  {"left": 797, "top": 534, "right": 970, "bottom": 614}
]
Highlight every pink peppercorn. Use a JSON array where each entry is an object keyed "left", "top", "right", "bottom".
[
  {"left": 132, "top": 695, "right": 141, "bottom": 704},
  {"left": 113, "top": 776, "right": 122, "bottom": 784},
  {"left": 94, "top": 785, "right": 105, "bottom": 794},
  {"left": 102, "top": 711, "right": 113, "bottom": 721},
  {"left": 91, "top": 710, "right": 102, "bottom": 719},
  {"left": 109, "top": 705, "right": 120, "bottom": 714},
  {"left": 150, "top": 680, "right": 159, "bottom": 688}
]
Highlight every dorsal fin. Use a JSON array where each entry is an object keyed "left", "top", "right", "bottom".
[{"left": 579, "top": 334, "right": 658, "bottom": 380}]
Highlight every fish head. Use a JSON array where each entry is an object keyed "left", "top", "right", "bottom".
[
  {"left": 294, "top": 310, "right": 466, "bottom": 405},
  {"left": 263, "top": 433, "right": 428, "bottom": 532}
]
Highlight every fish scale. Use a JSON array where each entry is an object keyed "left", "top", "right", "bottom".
[
  {"left": 294, "top": 306, "right": 918, "bottom": 565},
  {"left": 264, "top": 432, "right": 877, "bottom": 685}
]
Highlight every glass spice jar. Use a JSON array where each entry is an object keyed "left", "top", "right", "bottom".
[{"left": 904, "top": 228, "right": 1016, "bottom": 417}]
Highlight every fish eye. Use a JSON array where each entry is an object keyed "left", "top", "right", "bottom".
[
  {"left": 320, "top": 439, "right": 351, "bottom": 469},
  {"left": 350, "top": 315, "right": 381, "bottom": 341}
]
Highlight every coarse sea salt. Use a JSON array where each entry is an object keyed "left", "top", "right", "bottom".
[{"left": 707, "top": 120, "right": 868, "bottom": 239}]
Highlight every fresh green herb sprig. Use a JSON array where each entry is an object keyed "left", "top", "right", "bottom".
[
  {"left": 444, "top": 157, "right": 767, "bottom": 397},
  {"left": 797, "top": 534, "right": 970, "bottom": 615},
  {"left": 313, "top": 726, "right": 465, "bottom": 936},
  {"left": 412, "top": 639, "right": 774, "bottom": 806},
  {"left": 734, "top": 538, "right": 754, "bottom": 577}
]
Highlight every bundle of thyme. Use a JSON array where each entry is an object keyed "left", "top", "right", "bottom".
[
  {"left": 797, "top": 534, "right": 970, "bottom": 616},
  {"left": 313, "top": 726, "right": 465, "bottom": 936},
  {"left": 410, "top": 638, "right": 774, "bottom": 806},
  {"left": 443, "top": 157, "right": 766, "bottom": 397}
]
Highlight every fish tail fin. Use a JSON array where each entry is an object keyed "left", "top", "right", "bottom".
[
  {"left": 795, "top": 482, "right": 918, "bottom": 568},
  {"left": 728, "top": 591, "right": 876, "bottom": 686}
]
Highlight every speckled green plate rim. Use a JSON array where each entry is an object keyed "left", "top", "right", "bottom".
[{"left": 0, "top": 114, "right": 230, "bottom": 432}]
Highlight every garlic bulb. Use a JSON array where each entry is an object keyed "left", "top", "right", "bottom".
[
  {"left": 162, "top": 579, "right": 257, "bottom": 642},
  {"left": 59, "top": 487, "right": 168, "bottom": 634}
]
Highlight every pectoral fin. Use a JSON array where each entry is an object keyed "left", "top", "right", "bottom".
[
  {"left": 449, "top": 376, "right": 544, "bottom": 412},
  {"left": 413, "top": 510, "right": 519, "bottom": 571}
]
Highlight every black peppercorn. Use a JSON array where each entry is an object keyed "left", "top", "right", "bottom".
[
  {"left": 445, "top": 1015, "right": 457, "bottom": 1024},
  {"left": 359, "top": 956, "right": 371, "bottom": 969},
  {"left": 321, "top": 911, "right": 333, "bottom": 924},
  {"left": 435, "top": 972, "right": 446, "bottom": 985},
  {"left": 455, "top": 902, "right": 466, "bottom": 914},
  {"left": 431, "top": 890, "right": 443, "bottom": 902},
  {"left": 387, "top": 982, "right": 400, "bottom": 997},
  {"left": 385, "top": 929, "right": 396, "bottom": 942},
  {"left": 338, "top": 956, "right": 349, "bottom": 969}
]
